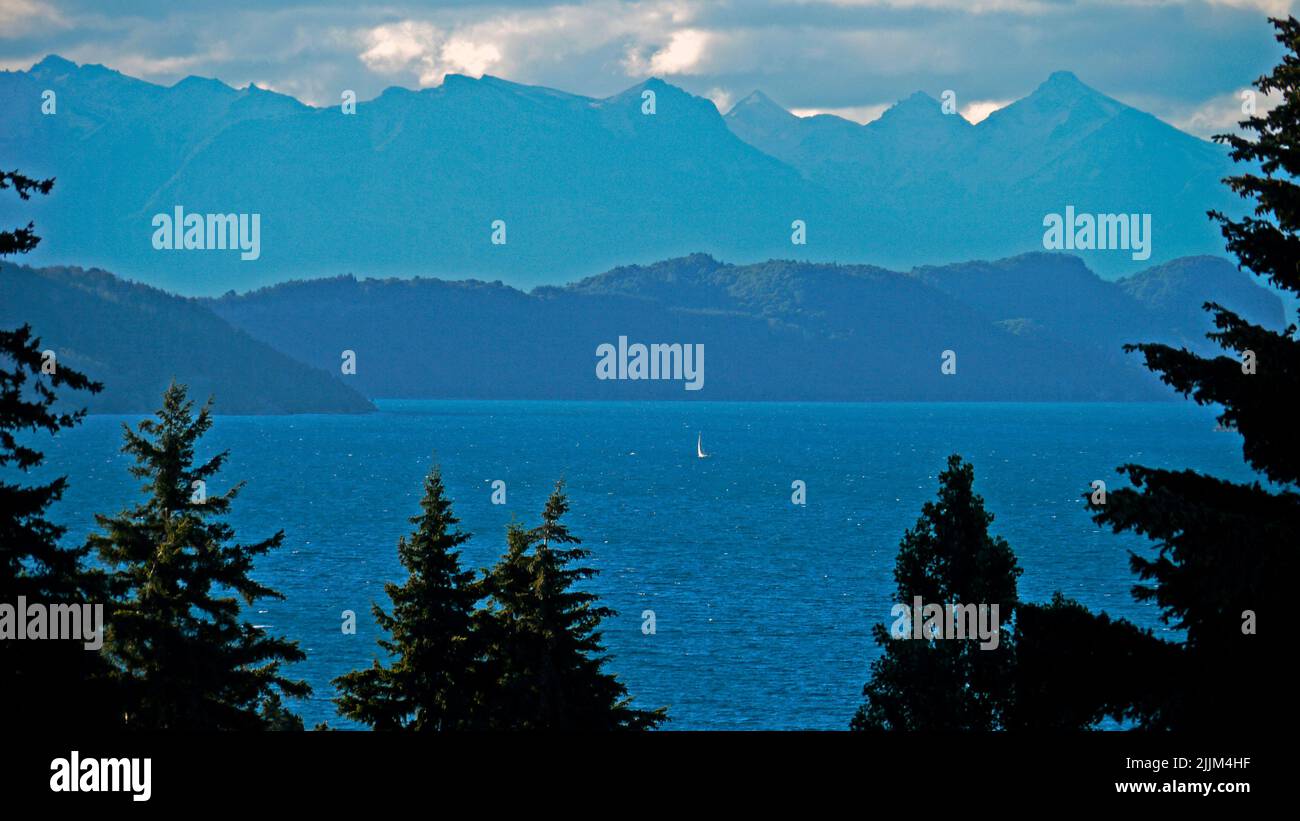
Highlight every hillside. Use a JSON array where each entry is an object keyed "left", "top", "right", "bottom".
[
  {"left": 1, "top": 262, "right": 374, "bottom": 414},
  {"left": 199, "top": 253, "right": 1283, "bottom": 402}
]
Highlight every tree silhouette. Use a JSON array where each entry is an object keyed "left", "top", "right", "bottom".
[
  {"left": 1, "top": 168, "right": 116, "bottom": 730},
  {"left": 852, "top": 455, "right": 1020, "bottom": 730},
  {"left": 1006, "top": 593, "right": 1177, "bottom": 730},
  {"left": 334, "top": 463, "right": 484, "bottom": 730},
  {"left": 0, "top": 169, "right": 54, "bottom": 257},
  {"left": 479, "top": 481, "right": 666, "bottom": 730},
  {"left": 89, "top": 383, "right": 309, "bottom": 728},
  {"left": 1084, "top": 16, "right": 1299, "bottom": 730}
]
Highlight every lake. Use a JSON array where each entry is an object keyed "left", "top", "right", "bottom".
[{"left": 31, "top": 400, "right": 1249, "bottom": 729}]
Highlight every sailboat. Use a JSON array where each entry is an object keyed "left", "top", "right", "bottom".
[{"left": 697, "top": 432, "right": 709, "bottom": 459}]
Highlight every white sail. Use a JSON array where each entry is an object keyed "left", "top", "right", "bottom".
[{"left": 697, "top": 432, "right": 708, "bottom": 458}]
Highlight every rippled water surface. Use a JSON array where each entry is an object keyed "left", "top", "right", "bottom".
[{"left": 34, "top": 400, "right": 1247, "bottom": 729}]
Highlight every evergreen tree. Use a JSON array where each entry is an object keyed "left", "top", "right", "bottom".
[
  {"left": 1006, "top": 593, "right": 1176, "bottom": 730},
  {"left": 0, "top": 169, "right": 53, "bottom": 257},
  {"left": 481, "top": 481, "right": 665, "bottom": 730},
  {"left": 852, "top": 455, "right": 1020, "bottom": 731},
  {"left": 1086, "top": 16, "right": 1299, "bottom": 731},
  {"left": 334, "top": 464, "right": 483, "bottom": 730},
  {"left": 1, "top": 168, "right": 117, "bottom": 730},
  {"left": 259, "top": 690, "right": 307, "bottom": 731},
  {"left": 89, "top": 383, "right": 308, "bottom": 729}
]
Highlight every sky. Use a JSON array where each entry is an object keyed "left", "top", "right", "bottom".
[{"left": 0, "top": 0, "right": 1291, "bottom": 134}]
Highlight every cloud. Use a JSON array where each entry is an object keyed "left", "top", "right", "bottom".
[
  {"left": 789, "top": 103, "right": 890, "bottom": 123},
  {"left": 812, "top": 0, "right": 1293, "bottom": 11},
  {"left": 358, "top": 20, "right": 509, "bottom": 85},
  {"left": 1206, "top": 0, "right": 1295, "bottom": 14},
  {"left": 356, "top": 3, "right": 697, "bottom": 87},
  {"left": 801, "top": 0, "right": 1053, "bottom": 12},
  {"left": 108, "top": 51, "right": 223, "bottom": 78},
  {"left": 1164, "top": 87, "right": 1284, "bottom": 138},
  {"left": 702, "top": 85, "right": 734, "bottom": 112},
  {"left": 0, "top": 0, "right": 65, "bottom": 38},
  {"left": 625, "top": 27, "right": 713, "bottom": 75},
  {"left": 440, "top": 36, "right": 503, "bottom": 78},
  {"left": 359, "top": 20, "right": 439, "bottom": 76},
  {"left": 0, "top": 0, "right": 1288, "bottom": 132},
  {"left": 960, "top": 98, "right": 1011, "bottom": 124}
]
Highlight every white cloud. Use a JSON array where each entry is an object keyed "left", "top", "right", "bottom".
[
  {"left": 2, "top": 0, "right": 1286, "bottom": 133},
  {"left": 645, "top": 28, "right": 712, "bottom": 75},
  {"left": 437, "top": 36, "right": 503, "bottom": 81},
  {"left": 0, "top": 0, "right": 64, "bottom": 39},
  {"left": 811, "top": 0, "right": 1293, "bottom": 12},
  {"left": 703, "top": 85, "right": 734, "bottom": 112},
  {"left": 790, "top": 103, "right": 889, "bottom": 123},
  {"left": 1204, "top": 0, "right": 1295, "bottom": 15},
  {"left": 961, "top": 98, "right": 1010, "bottom": 124},
  {"left": 795, "top": 0, "right": 1053, "bottom": 13},
  {"left": 108, "top": 52, "right": 216, "bottom": 78},
  {"left": 359, "top": 20, "right": 440, "bottom": 76},
  {"left": 356, "top": 3, "right": 705, "bottom": 87},
  {"left": 358, "top": 20, "right": 507, "bottom": 85},
  {"left": 1166, "top": 87, "right": 1284, "bottom": 138}
]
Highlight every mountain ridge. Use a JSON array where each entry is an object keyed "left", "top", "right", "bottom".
[
  {"left": 199, "top": 251, "right": 1281, "bottom": 403},
  {"left": 0, "top": 262, "right": 375, "bottom": 414},
  {"left": 2, "top": 56, "right": 1242, "bottom": 296},
  {"left": 5, "top": 250, "right": 1281, "bottom": 408}
]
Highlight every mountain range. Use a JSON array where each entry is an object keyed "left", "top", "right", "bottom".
[
  {"left": 5, "top": 252, "right": 1281, "bottom": 410},
  {"left": 1, "top": 56, "right": 1243, "bottom": 296}
]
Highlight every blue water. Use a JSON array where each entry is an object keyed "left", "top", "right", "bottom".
[{"left": 28, "top": 401, "right": 1252, "bottom": 729}]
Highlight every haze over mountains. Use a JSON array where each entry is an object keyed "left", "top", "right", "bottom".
[
  {"left": 0, "top": 55, "right": 1242, "bottom": 296},
  {"left": 726, "top": 71, "right": 1237, "bottom": 268},
  {"left": 4, "top": 56, "right": 1276, "bottom": 410}
]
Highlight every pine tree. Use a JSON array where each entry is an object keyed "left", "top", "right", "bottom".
[
  {"left": 1006, "top": 593, "right": 1177, "bottom": 730},
  {"left": 0, "top": 169, "right": 53, "bottom": 257},
  {"left": 1086, "top": 16, "right": 1299, "bottom": 731},
  {"left": 852, "top": 455, "right": 1021, "bottom": 731},
  {"left": 89, "top": 383, "right": 308, "bottom": 729},
  {"left": 1, "top": 168, "right": 117, "bottom": 730},
  {"left": 334, "top": 464, "right": 483, "bottom": 730},
  {"left": 481, "top": 481, "right": 665, "bottom": 730}
]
